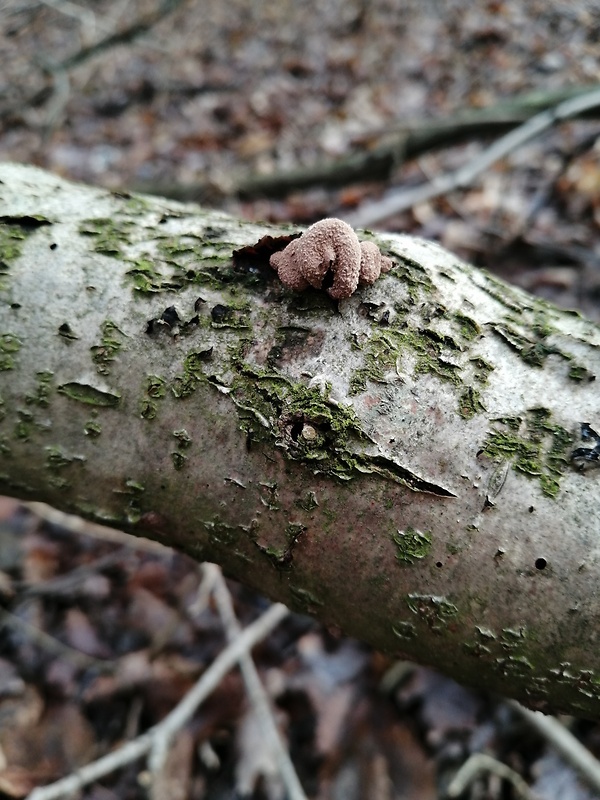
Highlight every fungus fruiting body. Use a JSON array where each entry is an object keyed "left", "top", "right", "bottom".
[{"left": 269, "top": 218, "right": 392, "bottom": 299}]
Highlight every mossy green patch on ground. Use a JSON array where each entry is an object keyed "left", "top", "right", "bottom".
[{"left": 482, "top": 407, "right": 573, "bottom": 498}]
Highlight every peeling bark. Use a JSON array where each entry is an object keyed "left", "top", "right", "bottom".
[{"left": 1, "top": 164, "right": 600, "bottom": 717}]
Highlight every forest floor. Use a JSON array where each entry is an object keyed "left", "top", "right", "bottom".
[{"left": 1, "top": 0, "right": 600, "bottom": 798}]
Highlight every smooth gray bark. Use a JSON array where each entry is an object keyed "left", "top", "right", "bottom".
[{"left": 1, "top": 163, "right": 600, "bottom": 717}]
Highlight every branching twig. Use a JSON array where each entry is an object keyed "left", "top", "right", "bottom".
[
  {"left": 198, "top": 564, "right": 308, "bottom": 800},
  {"left": 508, "top": 700, "right": 600, "bottom": 795},
  {"left": 38, "top": 0, "right": 97, "bottom": 38},
  {"left": 0, "top": 0, "right": 186, "bottom": 123},
  {"left": 0, "top": 607, "right": 112, "bottom": 672},
  {"left": 55, "top": 0, "right": 187, "bottom": 71},
  {"left": 447, "top": 752, "right": 538, "bottom": 799},
  {"left": 25, "top": 602, "right": 289, "bottom": 800},
  {"left": 346, "top": 87, "right": 600, "bottom": 227}
]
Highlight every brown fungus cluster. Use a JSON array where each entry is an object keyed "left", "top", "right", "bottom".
[{"left": 269, "top": 218, "right": 393, "bottom": 299}]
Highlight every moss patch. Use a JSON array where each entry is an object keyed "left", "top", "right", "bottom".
[
  {"left": 79, "top": 218, "right": 133, "bottom": 258},
  {"left": 84, "top": 420, "right": 102, "bottom": 438},
  {"left": 0, "top": 333, "right": 21, "bottom": 371},
  {"left": 140, "top": 375, "right": 167, "bottom": 419},
  {"left": 482, "top": 407, "right": 573, "bottom": 498},
  {"left": 0, "top": 224, "right": 28, "bottom": 282},
  {"left": 454, "top": 312, "right": 481, "bottom": 341},
  {"left": 406, "top": 593, "right": 459, "bottom": 632},
  {"left": 348, "top": 322, "right": 463, "bottom": 396},
  {"left": 392, "top": 527, "right": 432, "bottom": 564},
  {"left": 458, "top": 386, "right": 484, "bottom": 419},
  {"left": 91, "top": 320, "right": 126, "bottom": 375},
  {"left": 25, "top": 371, "right": 53, "bottom": 407},
  {"left": 226, "top": 352, "right": 453, "bottom": 495},
  {"left": 57, "top": 382, "right": 121, "bottom": 407}
]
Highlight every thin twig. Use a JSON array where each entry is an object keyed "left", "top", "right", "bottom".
[
  {"left": 40, "top": 67, "right": 70, "bottom": 141},
  {"left": 346, "top": 87, "right": 600, "bottom": 227},
  {"left": 26, "top": 602, "right": 289, "bottom": 800},
  {"left": 508, "top": 700, "right": 600, "bottom": 795},
  {"left": 38, "top": 0, "right": 97, "bottom": 37},
  {"left": 194, "top": 564, "right": 308, "bottom": 800},
  {"left": 447, "top": 752, "right": 538, "bottom": 799},
  {"left": 19, "top": 547, "right": 130, "bottom": 596},
  {"left": 56, "top": 0, "right": 187, "bottom": 71},
  {"left": 0, "top": 607, "right": 113, "bottom": 672}
]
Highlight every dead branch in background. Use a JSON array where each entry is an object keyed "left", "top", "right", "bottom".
[
  {"left": 235, "top": 84, "right": 600, "bottom": 199},
  {"left": 345, "top": 86, "right": 600, "bottom": 227},
  {"left": 0, "top": 0, "right": 186, "bottom": 125}
]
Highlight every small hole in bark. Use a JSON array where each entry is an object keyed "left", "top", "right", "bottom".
[
  {"left": 436, "top": 561, "right": 443, "bottom": 568},
  {"left": 535, "top": 557, "right": 547, "bottom": 570}
]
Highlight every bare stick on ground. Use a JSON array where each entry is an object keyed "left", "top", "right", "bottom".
[
  {"left": 25, "top": 602, "right": 289, "bottom": 800},
  {"left": 203, "top": 563, "right": 308, "bottom": 800},
  {"left": 508, "top": 700, "right": 600, "bottom": 796},
  {"left": 346, "top": 86, "right": 600, "bottom": 227},
  {"left": 447, "top": 753, "right": 538, "bottom": 800}
]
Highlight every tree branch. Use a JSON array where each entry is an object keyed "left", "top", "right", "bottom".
[{"left": 1, "top": 164, "right": 600, "bottom": 717}]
